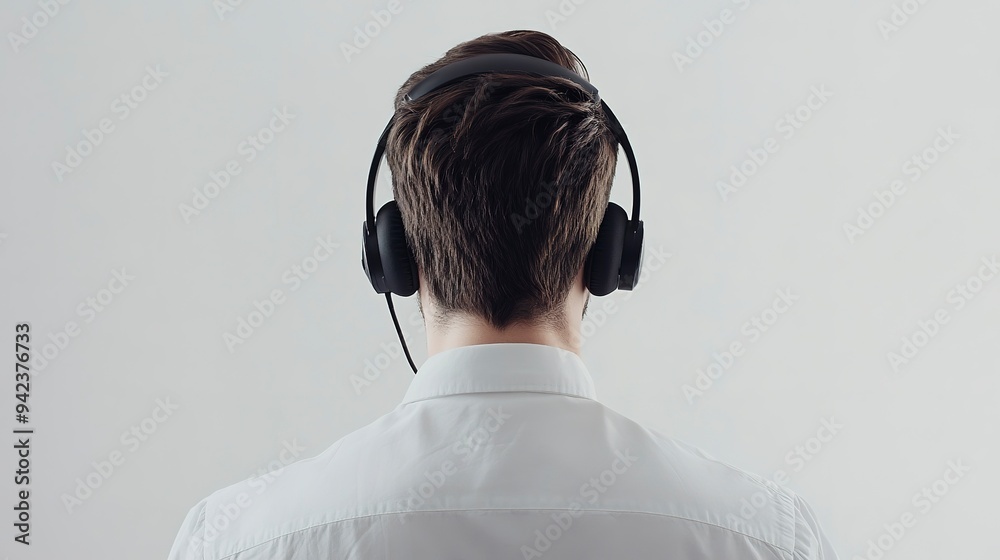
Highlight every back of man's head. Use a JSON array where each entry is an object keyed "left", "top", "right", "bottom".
[{"left": 386, "top": 30, "right": 619, "bottom": 332}]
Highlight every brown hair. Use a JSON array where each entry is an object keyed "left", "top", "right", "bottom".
[{"left": 385, "top": 30, "right": 618, "bottom": 330}]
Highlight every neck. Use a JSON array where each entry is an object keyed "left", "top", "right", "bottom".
[
  {"left": 426, "top": 314, "right": 582, "bottom": 357},
  {"left": 418, "top": 268, "right": 589, "bottom": 359}
]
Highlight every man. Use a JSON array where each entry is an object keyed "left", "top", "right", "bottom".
[{"left": 168, "top": 30, "right": 840, "bottom": 559}]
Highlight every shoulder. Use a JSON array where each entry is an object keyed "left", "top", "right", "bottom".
[
  {"left": 652, "top": 431, "right": 838, "bottom": 558},
  {"left": 787, "top": 490, "right": 841, "bottom": 559},
  {"left": 166, "top": 492, "right": 209, "bottom": 560},
  {"left": 597, "top": 406, "right": 836, "bottom": 557},
  {"left": 166, "top": 438, "right": 346, "bottom": 560}
]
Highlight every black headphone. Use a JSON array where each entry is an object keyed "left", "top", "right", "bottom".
[{"left": 361, "top": 53, "right": 644, "bottom": 374}]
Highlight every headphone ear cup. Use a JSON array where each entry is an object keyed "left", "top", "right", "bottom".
[
  {"left": 617, "top": 219, "right": 644, "bottom": 291},
  {"left": 585, "top": 203, "right": 627, "bottom": 297},
  {"left": 361, "top": 218, "right": 387, "bottom": 293},
  {"left": 375, "top": 201, "right": 419, "bottom": 297}
]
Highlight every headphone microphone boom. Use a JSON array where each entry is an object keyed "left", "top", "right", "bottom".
[{"left": 361, "top": 53, "right": 645, "bottom": 374}]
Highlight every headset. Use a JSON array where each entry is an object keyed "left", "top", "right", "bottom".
[{"left": 361, "top": 53, "right": 645, "bottom": 374}]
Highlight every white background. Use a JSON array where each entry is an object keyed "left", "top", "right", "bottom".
[{"left": 1, "top": 0, "right": 998, "bottom": 558}]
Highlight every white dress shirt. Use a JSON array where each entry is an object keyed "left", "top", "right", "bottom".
[{"left": 168, "top": 342, "right": 839, "bottom": 559}]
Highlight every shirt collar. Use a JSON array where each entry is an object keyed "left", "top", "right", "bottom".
[{"left": 400, "top": 343, "right": 597, "bottom": 405}]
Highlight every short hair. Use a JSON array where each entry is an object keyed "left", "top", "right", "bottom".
[{"left": 385, "top": 30, "right": 618, "bottom": 330}]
